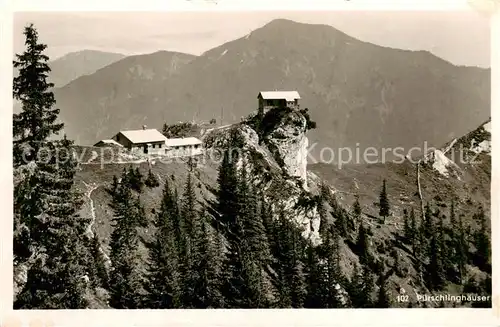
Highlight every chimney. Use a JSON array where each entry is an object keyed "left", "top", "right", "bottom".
[{"left": 142, "top": 125, "right": 147, "bottom": 130}]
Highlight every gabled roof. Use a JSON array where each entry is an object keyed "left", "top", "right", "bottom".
[
  {"left": 165, "top": 137, "right": 202, "bottom": 147},
  {"left": 258, "top": 91, "right": 301, "bottom": 101},
  {"left": 118, "top": 129, "right": 167, "bottom": 144},
  {"left": 94, "top": 139, "right": 123, "bottom": 147}
]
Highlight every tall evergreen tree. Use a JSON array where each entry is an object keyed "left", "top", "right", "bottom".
[
  {"left": 305, "top": 243, "right": 325, "bottom": 308},
  {"left": 144, "top": 179, "right": 181, "bottom": 308},
  {"left": 179, "top": 172, "right": 199, "bottom": 307},
  {"left": 322, "top": 227, "right": 344, "bottom": 308},
  {"left": 423, "top": 203, "right": 433, "bottom": 239},
  {"left": 108, "top": 171, "right": 143, "bottom": 308},
  {"left": 88, "top": 233, "right": 109, "bottom": 290},
  {"left": 357, "top": 223, "right": 370, "bottom": 266},
  {"left": 379, "top": 179, "right": 390, "bottom": 223},
  {"left": 403, "top": 209, "right": 411, "bottom": 243},
  {"left": 192, "top": 208, "right": 225, "bottom": 308},
  {"left": 375, "top": 270, "right": 390, "bottom": 308},
  {"left": 352, "top": 194, "right": 362, "bottom": 225},
  {"left": 144, "top": 168, "right": 160, "bottom": 188},
  {"left": 426, "top": 218, "right": 446, "bottom": 291},
  {"left": 239, "top": 161, "right": 273, "bottom": 307},
  {"left": 473, "top": 206, "right": 490, "bottom": 272},
  {"left": 13, "top": 24, "right": 63, "bottom": 166},
  {"left": 14, "top": 137, "right": 91, "bottom": 308},
  {"left": 409, "top": 208, "right": 417, "bottom": 252},
  {"left": 456, "top": 214, "right": 468, "bottom": 283}
]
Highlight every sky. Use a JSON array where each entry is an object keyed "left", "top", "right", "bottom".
[{"left": 13, "top": 10, "right": 491, "bottom": 68}]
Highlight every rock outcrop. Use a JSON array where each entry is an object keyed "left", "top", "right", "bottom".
[{"left": 203, "top": 109, "right": 321, "bottom": 244}]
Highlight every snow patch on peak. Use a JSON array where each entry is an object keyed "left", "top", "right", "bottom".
[
  {"left": 426, "top": 149, "right": 459, "bottom": 177},
  {"left": 220, "top": 49, "right": 228, "bottom": 57},
  {"left": 470, "top": 139, "right": 491, "bottom": 156},
  {"left": 482, "top": 121, "right": 491, "bottom": 134}
]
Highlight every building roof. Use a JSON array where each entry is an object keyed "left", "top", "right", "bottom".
[
  {"left": 165, "top": 137, "right": 202, "bottom": 147},
  {"left": 94, "top": 139, "right": 123, "bottom": 147},
  {"left": 258, "top": 91, "right": 301, "bottom": 101},
  {"left": 118, "top": 129, "right": 167, "bottom": 144}
]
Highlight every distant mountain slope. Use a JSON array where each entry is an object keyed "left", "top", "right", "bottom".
[
  {"left": 13, "top": 50, "right": 126, "bottom": 113},
  {"left": 54, "top": 50, "right": 197, "bottom": 143},
  {"left": 54, "top": 19, "right": 490, "bottom": 156},
  {"left": 48, "top": 50, "right": 126, "bottom": 87}
]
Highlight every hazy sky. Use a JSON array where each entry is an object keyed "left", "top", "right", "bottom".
[{"left": 13, "top": 11, "right": 490, "bottom": 67}]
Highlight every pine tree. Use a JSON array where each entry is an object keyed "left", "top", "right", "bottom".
[
  {"left": 473, "top": 206, "right": 490, "bottom": 272},
  {"left": 410, "top": 208, "right": 417, "bottom": 252},
  {"left": 323, "top": 227, "right": 344, "bottom": 308},
  {"left": 217, "top": 147, "right": 240, "bottom": 229},
  {"left": 179, "top": 172, "right": 199, "bottom": 307},
  {"left": 305, "top": 243, "right": 325, "bottom": 308},
  {"left": 375, "top": 270, "right": 390, "bottom": 308},
  {"left": 144, "top": 179, "right": 181, "bottom": 308},
  {"left": 379, "top": 179, "right": 390, "bottom": 223},
  {"left": 88, "top": 234, "right": 109, "bottom": 289},
  {"left": 108, "top": 171, "right": 143, "bottom": 308},
  {"left": 13, "top": 24, "right": 63, "bottom": 166},
  {"left": 423, "top": 203, "right": 433, "bottom": 239},
  {"left": 456, "top": 214, "right": 468, "bottom": 283},
  {"left": 192, "top": 208, "right": 224, "bottom": 308},
  {"left": 352, "top": 194, "right": 362, "bottom": 225},
  {"left": 239, "top": 161, "right": 273, "bottom": 307},
  {"left": 318, "top": 183, "right": 330, "bottom": 238},
  {"left": 348, "top": 263, "right": 363, "bottom": 307},
  {"left": 14, "top": 137, "right": 91, "bottom": 308},
  {"left": 12, "top": 25, "right": 95, "bottom": 308},
  {"left": 360, "top": 265, "right": 374, "bottom": 307},
  {"left": 357, "top": 223, "right": 370, "bottom": 266},
  {"left": 217, "top": 142, "right": 247, "bottom": 307},
  {"left": 403, "top": 209, "right": 411, "bottom": 243},
  {"left": 13, "top": 23, "right": 64, "bottom": 263},
  {"left": 426, "top": 220, "right": 446, "bottom": 291},
  {"left": 144, "top": 169, "right": 160, "bottom": 188},
  {"left": 334, "top": 210, "right": 348, "bottom": 238}
]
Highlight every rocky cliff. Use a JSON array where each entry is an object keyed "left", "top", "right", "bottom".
[{"left": 203, "top": 108, "right": 322, "bottom": 244}]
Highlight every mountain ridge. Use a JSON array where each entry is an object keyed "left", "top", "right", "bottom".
[{"left": 53, "top": 19, "right": 490, "bottom": 161}]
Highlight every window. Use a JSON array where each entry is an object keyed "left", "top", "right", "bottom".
[{"left": 159, "top": 144, "right": 162, "bottom": 148}]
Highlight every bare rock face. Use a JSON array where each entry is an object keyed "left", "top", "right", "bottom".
[
  {"left": 265, "top": 111, "right": 309, "bottom": 190},
  {"left": 203, "top": 112, "right": 321, "bottom": 244}
]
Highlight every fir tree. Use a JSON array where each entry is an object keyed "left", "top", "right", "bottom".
[
  {"left": 323, "top": 227, "right": 344, "bottom": 308},
  {"left": 14, "top": 138, "right": 91, "bottom": 308},
  {"left": 456, "top": 214, "right": 468, "bottom": 283},
  {"left": 473, "top": 206, "right": 490, "bottom": 272},
  {"left": 360, "top": 265, "right": 374, "bottom": 307},
  {"left": 410, "top": 208, "right": 417, "bottom": 252},
  {"left": 426, "top": 222, "right": 446, "bottom": 291},
  {"left": 192, "top": 209, "right": 224, "bottom": 308},
  {"left": 144, "top": 179, "right": 181, "bottom": 308},
  {"left": 13, "top": 24, "right": 63, "bottom": 166},
  {"left": 217, "top": 147, "right": 240, "bottom": 229},
  {"left": 88, "top": 234, "right": 109, "bottom": 289},
  {"left": 144, "top": 169, "right": 160, "bottom": 188},
  {"left": 318, "top": 183, "right": 330, "bottom": 238},
  {"left": 379, "top": 179, "right": 390, "bottom": 223},
  {"left": 423, "top": 203, "right": 433, "bottom": 239},
  {"left": 305, "top": 243, "right": 325, "bottom": 308},
  {"left": 375, "top": 270, "right": 390, "bottom": 308},
  {"left": 179, "top": 172, "right": 199, "bottom": 307},
  {"left": 239, "top": 161, "right": 273, "bottom": 307},
  {"left": 108, "top": 172, "right": 143, "bottom": 308},
  {"left": 357, "top": 223, "right": 370, "bottom": 266},
  {"left": 352, "top": 194, "right": 362, "bottom": 225},
  {"left": 403, "top": 209, "right": 411, "bottom": 243}
]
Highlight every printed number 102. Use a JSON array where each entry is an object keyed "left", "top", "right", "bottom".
[{"left": 397, "top": 295, "right": 409, "bottom": 302}]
